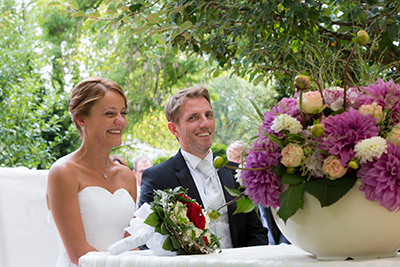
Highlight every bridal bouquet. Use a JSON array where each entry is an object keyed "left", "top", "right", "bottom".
[
  {"left": 241, "top": 75, "right": 400, "bottom": 222},
  {"left": 108, "top": 187, "right": 220, "bottom": 255},
  {"left": 144, "top": 187, "right": 220, "bottom": 254}
]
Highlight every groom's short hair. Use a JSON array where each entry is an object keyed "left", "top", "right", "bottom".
[{"left": 164, "top": 85, "right": 211, "bottom": 124}]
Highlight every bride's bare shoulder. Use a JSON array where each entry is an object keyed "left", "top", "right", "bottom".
[{"left": 48, "top": 153, "right": 80, "bottom": 183}]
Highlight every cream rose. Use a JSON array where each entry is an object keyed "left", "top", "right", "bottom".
[
  {"left": 297, "top": 91, "right": 326, "bottom": 114},
  {"left": 387, "top": 123, "right": 400, "bottom": 146},
  {"left": 322, "top": 156, "right": 348, "bottom": 180},
  {"left": 359, "top": 102, "right": 383, "bottom": 123},
  {"left": 281, "top": 143, "right": 304, "bottom": 168}
]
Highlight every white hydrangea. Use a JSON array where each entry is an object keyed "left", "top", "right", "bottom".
[
  {"left": 354, "top": 136, "right": 388, "bottom": 164},
  {"left": 271, "top": 114, "right": 303, "bottom": 134}
]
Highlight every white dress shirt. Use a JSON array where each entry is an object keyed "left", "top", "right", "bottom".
[{"left": 181, "top": 149, "right": 233, "bottom": 248}]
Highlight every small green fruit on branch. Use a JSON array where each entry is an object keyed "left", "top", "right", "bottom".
[{"left": 343, "top": 30, "right": 370, "bottom": 110}]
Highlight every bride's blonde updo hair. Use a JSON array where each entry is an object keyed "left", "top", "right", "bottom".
[{"left": 69, "top": 77, "right": 127, "bottom": 136}]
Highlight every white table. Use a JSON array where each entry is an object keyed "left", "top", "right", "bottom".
[{"left": 79, "top": 244, "right": 400, "bottom": 267}]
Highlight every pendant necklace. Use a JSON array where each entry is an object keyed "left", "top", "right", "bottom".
[{"left": 78, "top": 151, "right": 109, "bottom": 179}]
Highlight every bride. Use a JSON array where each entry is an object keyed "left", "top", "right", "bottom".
[{"left": 46, "top": 77, "right": 137, "bottom": 266}]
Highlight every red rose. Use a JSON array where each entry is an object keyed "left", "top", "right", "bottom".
[
  {"left": 186, "top": 202, "right": 206, "bottom": 230},
  {"left": 179, "top": 194, "right": 206, "bottom": 230},
  {"left": 203, "top": 236, "right": 209, "bottom": 246}
]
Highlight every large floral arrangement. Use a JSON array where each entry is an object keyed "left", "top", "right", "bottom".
[
  {"left": 143, "top": 187, "right": 220, "bottom": 254},
  {"left": 239, "top": 31, "right": 400, "bottom": 223}
]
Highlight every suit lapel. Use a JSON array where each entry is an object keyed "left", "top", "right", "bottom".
[
  {"left": 173, "top": 150, "right": 203, "bottom": 207},
  {"left": 218, "top": 166, "right": 237, "bottom": 203},
  {"left": 217, "top": 165, "right": 239, "bottom": 246}
]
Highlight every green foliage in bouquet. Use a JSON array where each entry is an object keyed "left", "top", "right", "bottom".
[{"left": 144, "top": 187, "right": 220, "bottom": 255}]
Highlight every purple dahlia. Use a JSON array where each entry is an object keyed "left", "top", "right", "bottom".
[
  {"left": 321, "top": 107, "right": 380, "bottom": 166},
  {"left": 359, "top": 142, "right": 400, "bottom": 212},
  {"left": 243, "top": 136, "right": 282, "bottom": 208},
  {"left": 357, "top": 79, "right": 400, "bottom": 124},
  {"left": 258, "top": 98, "right": 302, "bottom": 136}
]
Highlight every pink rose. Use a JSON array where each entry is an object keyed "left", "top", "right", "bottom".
[
  {"left": 323, "top": 86, "right": 344, "bottom": 111},
  {"left": 281, "top": 143, "right": 304, "bottom": 168},
  {"left": 322, "top": 156, "right": 348, "bottom": 180},
  {"left": 359, "top": 102, "right": 383, "bottom": 123},
  {"left": 297, "top": 91, "right": 326, "bottom": 114}
]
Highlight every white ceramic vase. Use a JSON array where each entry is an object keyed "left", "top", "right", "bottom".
[{"left": 272, "top": 181, "right": 400, "bottom": 260}]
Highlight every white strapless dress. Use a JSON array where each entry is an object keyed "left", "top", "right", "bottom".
[{"left": 49, "top": 186, "right": 136, "bottom": 267}]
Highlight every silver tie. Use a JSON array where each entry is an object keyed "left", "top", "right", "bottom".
[
  {"left": 197, "top": 159, "right": 225, "bottom": 210},
  {"left": 197, "top": 159, "right": 233, "bottom": 248}
]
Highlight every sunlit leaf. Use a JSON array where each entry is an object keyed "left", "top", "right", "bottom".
[
  {"left": 47, "top": 1, "right": 61, "bottom": 7},
  {"left": 70, "top": 11, "right": 85, "bottom": 17},
  {"left": 147, "top": 14, "right": 160, "bottom": 24},
  {"left": 233, "top": 197, "right": 256, "bottom": 214},
  {"left": 67, "top": 1, "right": 79, "bottom": 10},
  {"left": 86, "top": 10, "right": 101, "bottom": 19}
]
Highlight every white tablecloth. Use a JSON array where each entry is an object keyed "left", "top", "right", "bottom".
[{"left": 79, "top": 244, "right": 400, "bottom": 267}]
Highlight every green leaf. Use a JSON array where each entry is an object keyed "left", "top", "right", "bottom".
[
  {"left": 106, "top": 2, "right": 117, "bottom": 14},
  {"left": 160, "top": 222, "right": 169, "bottom": 235},
  {"left": 122, "top": 16, "right": 131, "bottom": 24},
  {"left": 83, "top": 19, "right": 95, "bottom": 30},
  {"left": 171, "top": 21, "right": 193, "bottom": 40},
  {"left": 129, "top": 3, "right": 142, "bottom": 13},
  {"left": 285, "top": 133, "right": 305, "bottom": 144},
  {"left": 224, "top": 186, "right": 242, "bottom": 197},
  {"left": 170, "top": 235, "right": 181, "bottom": 249},
  {"left": 265, "top": 134, "right": 284, "bottom": 148},
  {"left": 179, "top": 21, "right": 193, "bottom": 32},
  {"left": 388, "top": 23, "right": 398, "bottom": 40},
  {"left": 233, "top": 197, "right": 256, "bottom": 214},
  {"left": 165, "top": 216, "right": 179, "bottom": 229},
  {"left": 304, "top": 175, "right": 357, "bottom": 207},
  {"left": 147, "top": 14, "right": 160, "bottom": 24},
  {"left": 292, "top": 39, "right": 299, "bottom": 53},
  {"left": 48, "top": 1, "right": 61, "bottom": 7},
  {"left": 144, "top": 212, "right": 161, "bottom": 227},
  {"left": 249, "top": 99, "right": 264, "bottom": 121},
  {"left": 129, "top": 24, "right": 151, "bottom": 35},
  {"left": 281, "top": 172, "right": 305, "bottom": 185},
  {"left": 277, "top": 183, "right": 304, "bottom": 223},
  {"left": 162, "top": 236, "right": 174, "bottom": 251},
  {"left": 86, "top": 10, "right": 101, "bottom": 19},
  {"left": 379, "top": 31, "right": 393, "bottom": 52},
  {"left": 70, "top": 11, "right": 85, "bottom": 17},
  {"left": 273, "top": 163, "right": 286, "bottom": 178},
  {"left": 67, "top": 1, "right": 79, "bottom": 10}
]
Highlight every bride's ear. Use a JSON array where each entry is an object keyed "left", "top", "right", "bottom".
[{"left": 76, "top": 117, "right": 85, "bottom": 129}]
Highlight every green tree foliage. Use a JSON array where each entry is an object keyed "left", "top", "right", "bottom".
[
  {"left": 46, "top": 0, "right": 207, "bottom": 157},
  {"left": 208, "top": 75, "right": 278, "bottom": 146},
  {"left": 0, "top": 0, "right": 209, "bottom": 168},
  {"left": 59, "top": 0, "right": 400, "bottom": 98},
  {"left": 0, "top": 0, "right": 75, "bottom": 168}
]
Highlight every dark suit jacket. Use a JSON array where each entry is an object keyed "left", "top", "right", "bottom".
[{"left": 139, "top": 149, "right": 269, "bottom": 248}]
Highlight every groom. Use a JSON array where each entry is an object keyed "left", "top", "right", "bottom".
[{"left": 139, "top": 85, "right": 268, "bottom": 248}]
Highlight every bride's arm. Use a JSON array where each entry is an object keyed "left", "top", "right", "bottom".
[{"left": 46, "top": 161, "right": 96, "bottom": 265}]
